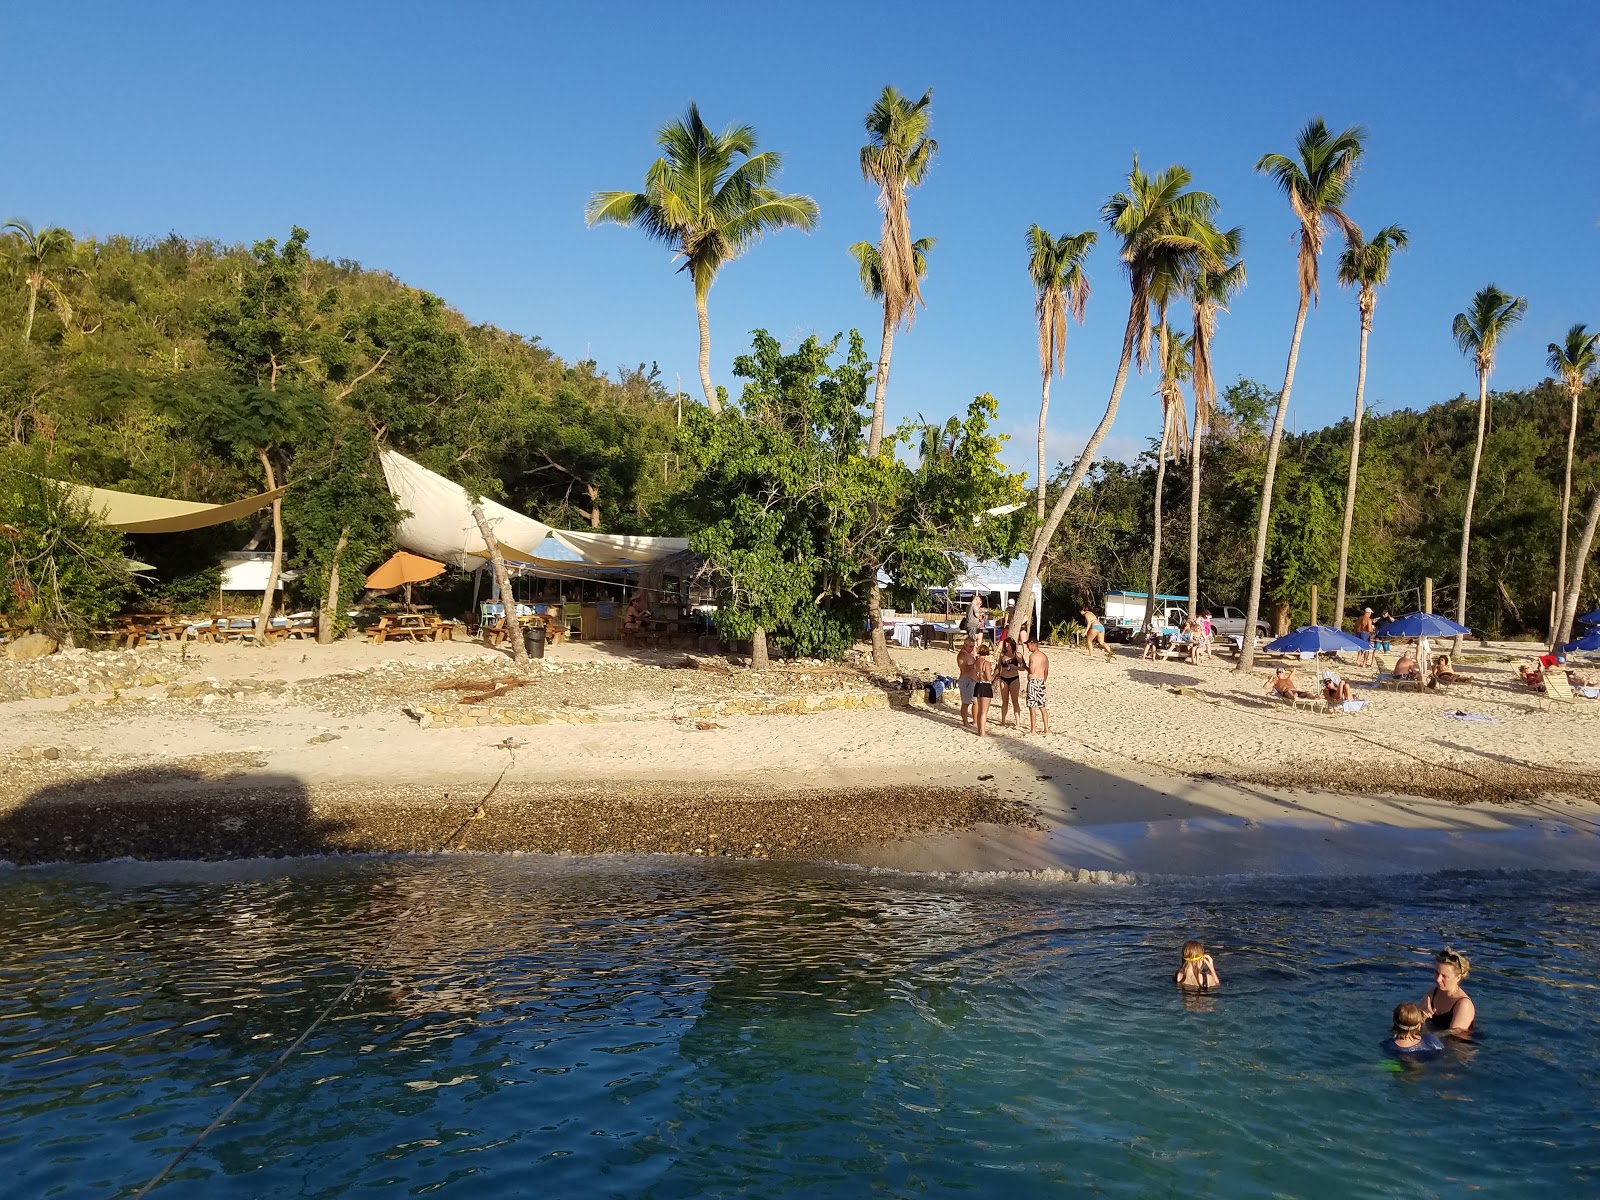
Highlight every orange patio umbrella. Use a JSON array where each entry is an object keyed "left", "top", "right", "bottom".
[{"left": 365, "top": 551, "right": 446, "bottom": 591}]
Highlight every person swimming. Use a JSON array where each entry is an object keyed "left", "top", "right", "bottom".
[
  {"left": 1383, "top": 1001, "right": 1445, "bottom": 1060},
  {"left": 1421, "top": 947, "right": 1476, "bottom": 1037},
  {"left": 1174, "top": 940, "right": 1220, "bottom": 990}
]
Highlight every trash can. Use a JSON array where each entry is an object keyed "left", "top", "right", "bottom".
[{"left": 523, "top": 623, "right": 546, "bottom": 659}]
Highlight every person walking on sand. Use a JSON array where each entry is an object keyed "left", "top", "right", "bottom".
[
  {"left": 972, "top": 641, "right": 996, "bottom": 736},
  {"left": 964, "top": 594, "right": 987, "bottom": 643},
  {"left": 1355, "top": 607, "right": 1376, "bottom": 665},
  {"left": 1081, "top": 608, "right": 1108, "bottom": 656},
  {"left": 956, "top": 636, "right": 979, "bottom": 729},
  {"left": 996, "top": 636, "right": 1024, "bottom": 726},
  {"left": 1024, "top": 635, "right": 1050, "bottom": 734}
]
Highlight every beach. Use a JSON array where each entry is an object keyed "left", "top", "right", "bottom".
[{"left": 3, "top": 634, "right": 1596, "bottom": 873}]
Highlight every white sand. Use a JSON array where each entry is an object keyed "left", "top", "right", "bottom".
[{"left": 4, "top": 635, "right": 1597, "bottom": 875}]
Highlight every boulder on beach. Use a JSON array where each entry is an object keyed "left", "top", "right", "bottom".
[{"left": 5, "top": 633, "right": 59, "bottom": 661}]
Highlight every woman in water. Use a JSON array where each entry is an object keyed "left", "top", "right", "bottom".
[
  {"left": 1174, "top": 940, "right": 1220, "bottom": 990},
  {"left": 1420, "top": 947, "right": 1475, "bottom": 1037},
  {"left": 1383, "top": 1001, "right": 1445, "bottom": 1060}
]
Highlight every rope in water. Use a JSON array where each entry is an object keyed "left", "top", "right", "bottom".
[{"left": 127, "top": 752, "right": 517, "bottom": 1199}]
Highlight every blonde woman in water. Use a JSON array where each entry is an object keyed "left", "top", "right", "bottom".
[
  {"left": 1174, "top": 940, "right": 1220, "bottom": 990},
  {"left": 1421, "top": 947, "right": 1475, "bottom": 1037}
]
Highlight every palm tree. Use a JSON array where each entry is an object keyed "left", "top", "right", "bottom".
[
  {"left": 1026, "top": 224, "right": 1097, "bottom": 521},
  {"left": 849, "top": 236, "right": 936, "bottom": 350},
  {"left": 1548, "top": 323, "right": 1599, "bottom": 644},
  {"left": 1185, "top": 237, "right": 1246, "bottom": 623},
  {"left": 586, "top": 103, "right": 818, "bottom": 413},
  {"left": 850, "top": 236, "right": 934, "bottom": 666},
  {"left": 1331, "top": 224, "right": 1408, "bottom": 628},
  {"left": 1006, "top": 158, "right": 1225, "bottom": 644},
  {"left": 2, "top": 219, "right": 75, "bottom": 345},
  {"left": 1237, "top": 118, "right": 1366, "bottom": 669},
  {"left": 859, "top": 86, "right": 938, "bottom": 456},
  {"left": 1142, "top": 328, "right": 1192, "bottom": 631},
  {"left": 1557, "top": 488, "right": 1600, "bottom": 648},
  {"left": 1452, "top": 284, "right": 1528, "bottom": 647}
]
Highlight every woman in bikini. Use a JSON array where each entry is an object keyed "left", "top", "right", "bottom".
[
  {"left": 972, "top": 642, "right": 997, "bottom": 736},
  {"left": 995, "top": 637, "right": 1023, "bottom": 727},
  {"left": 1420, "top": 947, "right": 1476, "bottom": 1038}
]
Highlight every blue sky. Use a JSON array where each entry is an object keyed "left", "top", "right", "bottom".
[{"left": 4, "top": 1, "right": 1597, "bottom": 478}]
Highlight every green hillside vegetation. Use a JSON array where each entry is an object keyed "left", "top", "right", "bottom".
[
  {"left": 1045, "top": 373, "right": 1600, "bottom": 638},
  {"left": 0, "top": 215, "right": 1593, "bottom": 651}
]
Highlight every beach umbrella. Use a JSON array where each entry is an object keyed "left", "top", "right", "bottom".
[
  {"left": 365, "top": 551, "right": 446, "bottom": 590},
  {"left": 1263, "top": 625, "right": 1372, "bottom": 655},
  {"left": 1561, "top": 631, "right": 1600, "bottom": 654},
  {"left": 1380, "top": 612, "right": 1471, "bottom": 638},
  {"left": 1578, "top": 609, "right": 1600, "bottom": 627},
  {"left": 1264, "top": 625, "right": 1371, "bottom": 655}
]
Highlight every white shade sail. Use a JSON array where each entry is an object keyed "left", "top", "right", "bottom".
[
  {"left": 551, "top": 528, "right": 689, "bottom": 566},
  {"left": 380, "top": 450, "right": 553, "bottom": 570}
]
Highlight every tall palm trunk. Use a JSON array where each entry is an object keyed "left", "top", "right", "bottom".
[
  {"left": 1187, "top": 415, "right": 1204, "bottom": 623},
  {"left": 1239, "top": 292, "right": 1310, "bottom": 670},
  {"left": 317, "top": 527, "right": 349, "bottom": 644},
  {"left": 695, "top": 287, "right": 718, "bottom": 413},
  {"left": 868, "top": 306, "right": 895, "bottom": 457},
  {"left": 472, "top": 504, "right": 526, "bottom": 663},
  {"left": 1555, "top": 382, "right": 1580, "bottom": 648},
  {"left": 1036, "top": 371, "right": 1052, "bottom": 521},
  {"left": 1454, "top": 372, "right": 1490, "bottom": 653},
  {"left": 1333, "top": 311, "right": 1372, "bottom": 629},
  {"left": 22, "top": 278, "right": 40, "bottom": 345},
  {"left": 1556, "top": 487, "right": 1600, "bottom": 647},
  {"left": 255, "top": 449, "right": 283, "bottom": 647},
  {"left": 865, "top": 305, "right": 896, "bottom": 666},
  {"left": 1142, "top": 426, "right": 1172, "bottom": 633},
  {"left": 1007, "top": 299, "right": 1143, "bottom": 644}
]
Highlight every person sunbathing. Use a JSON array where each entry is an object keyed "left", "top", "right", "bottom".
[
  {"left": 1518, "top": 663, "right": 1547, "bottom": 691},
  {"left": 1266, "top": 665, "right": 1316, "bottom": 701},
  {"left": 1322, "top": 672, "right": 1353, "bottom": 702},
  {"left": 1394, "top": 650, "right": 1419, "bottom": 680},
  {"left": 1432, "top": 654, "right": 1466, "bottom": 685}
]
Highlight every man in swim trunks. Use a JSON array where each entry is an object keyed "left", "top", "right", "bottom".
[
  {"left": 956, "top": 636, "right": 979, "bottom": 729},
  {"left": 1024, "top": 635, "right": 1049, "bottom": 734}
]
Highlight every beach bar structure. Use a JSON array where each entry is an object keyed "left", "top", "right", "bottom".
[
  {"left": 903, "top": 556, "right": 1041, "bottom": 645},
  {"left": 378, "top": 450, "right": 695, "bottom": 638}
]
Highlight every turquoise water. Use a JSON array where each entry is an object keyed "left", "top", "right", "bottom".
[{"left": 2, "top": 858, "right": 1597, "bottom": 1198}]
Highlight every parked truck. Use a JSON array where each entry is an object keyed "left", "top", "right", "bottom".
[
  {"left": 1100, "top": 592, "right": 1270, "bottom": 646},
  {"left": 1101, "top": 591, "right": 1187, "bottom": 643}
]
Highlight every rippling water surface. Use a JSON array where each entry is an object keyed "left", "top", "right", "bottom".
[{"left": 1, "top": 857, "right": 1597, "bottom": 1198}]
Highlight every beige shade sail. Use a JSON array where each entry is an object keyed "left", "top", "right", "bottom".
[
  {"left": 365, "top": 551, "right": 446, "bottom": 590},
  {"left": 550, "top": 529, "right": 690, "bottom": 566},
  {"left": 66, "top": 481, "right": 288, "bottom": 534}
]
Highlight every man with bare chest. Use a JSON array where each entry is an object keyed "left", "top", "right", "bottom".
[{"left": 1024, "top": 636, "right": 1050, "bottom": 734}]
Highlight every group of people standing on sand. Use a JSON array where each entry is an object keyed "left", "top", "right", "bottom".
[
  {"left": 953, "top": 630, "right": 1050, "bottom": 737},
  {"left": 1175, "top": 941, "right": 1476, "bottom": 1063}
]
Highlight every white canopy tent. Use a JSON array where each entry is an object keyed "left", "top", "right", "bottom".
[{"left": 931, "top": 556, "right": 1043, "bottom": 638}]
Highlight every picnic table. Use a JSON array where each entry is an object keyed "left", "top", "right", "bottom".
[
  {"left": 369, "top": 613, "right": 456, "bottom": 644},
  {"left": 97, "top": 614, "right": 189, "bottom": 647}
]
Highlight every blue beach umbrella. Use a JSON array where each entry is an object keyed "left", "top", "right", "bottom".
[
  {"left": 1561, "top": 631, "right": 1600, "bottom": 654},
  {"left": 1578, "top": 609, "right": 1600, "bottom": 627},
  {"left": 1380, "top": 612, "right": 1471, "bottom": 639},
  {"left": 1263, "top": 625, "right": 1372, "bottom": 655}
]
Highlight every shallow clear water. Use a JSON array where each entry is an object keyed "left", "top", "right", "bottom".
[{"left": 1, "top": 858, "right": 1597, "bottom": 1199}]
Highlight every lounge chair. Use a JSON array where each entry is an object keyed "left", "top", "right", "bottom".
[{"left": 1540, "top": 672, "right": 1597, "bottom": 711}]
